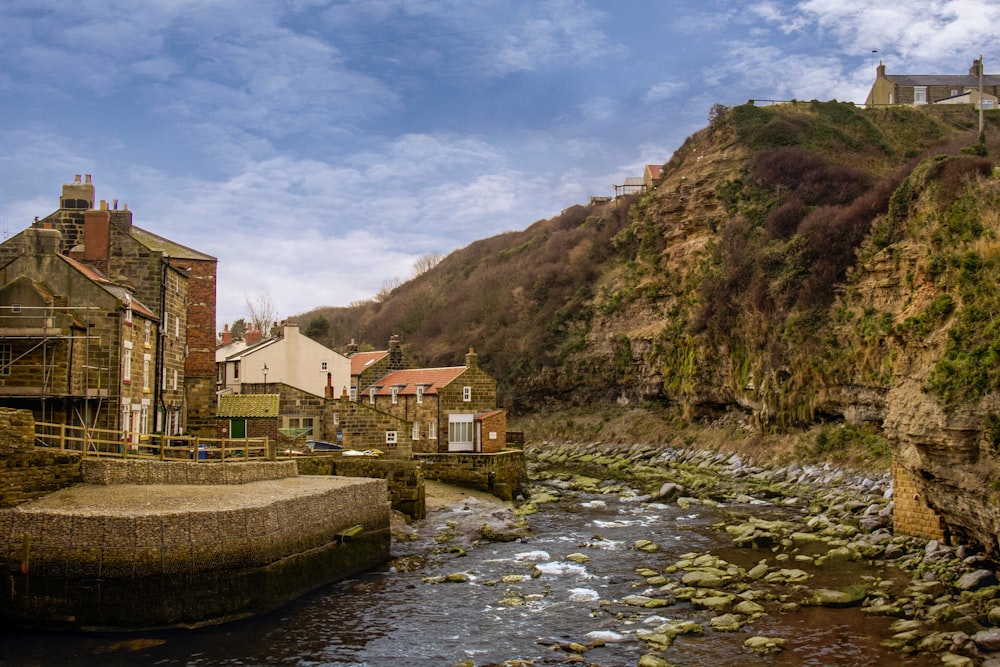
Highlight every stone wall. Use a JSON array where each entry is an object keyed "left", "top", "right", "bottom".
[
  {"left": 893, "top": 459, "right": 946, "bottom": 541},
  {"left": 322, "top": 397, "right": 411, "bottom": 453},
  {"left": 296, "top": 456, "right": 425, "bottom": 519},
  {"left": 413, "top": 450, "right": 527, "bottom": 501},
  {"left": 0, "top": 475, "right": 390, "bottom": 628},
  {"left": 0, "top": 408, "right": 81, "bottom": 507},
  {"left": 82, "top": 459, "right": 298, "bottom": 485}
]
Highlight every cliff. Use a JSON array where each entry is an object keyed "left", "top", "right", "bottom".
[{"left": 298, "top": 101, "right": 1000, "bottom": 554}]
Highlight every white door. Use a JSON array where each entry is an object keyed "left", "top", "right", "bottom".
[{"left": 448, "top": 414, "right": 474, "bottom": 452}]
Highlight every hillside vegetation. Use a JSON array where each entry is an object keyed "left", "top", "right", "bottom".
[{"left": 298, "top": 101, "right": 1000, "bottom": 424}]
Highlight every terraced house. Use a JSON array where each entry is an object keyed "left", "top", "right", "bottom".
[
  {"left": 0, "top": 176, "right": 217, "bottom": 436},
  {"left": 866, "top": 58, "right": 1000, "bottom": 109}
]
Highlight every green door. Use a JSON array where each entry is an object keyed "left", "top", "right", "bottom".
[{"left": 230, "top": 419, "right": 246, "bottom": 438}]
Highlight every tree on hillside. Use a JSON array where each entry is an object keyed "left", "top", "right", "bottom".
[
  {"left": 304, "top": 315, "right": 331, "bottom": 344},
  {"left": 412, "top": 252, "right": 443, "bottom": 278}
]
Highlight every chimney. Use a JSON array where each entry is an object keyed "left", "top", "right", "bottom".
[
  {"left": 60, "top": 174, "right": 95, "bottom": 210},
  {"left": 24, "top": 228, "right": 62, "bottom": 256},
  {"left": 876, "top": 60, "right": 885, "bottom": 79},
  {"left": 346, "top": 338, "right": 359, "bottom": 355},
  {"left": 245, "top": 324, "right": 262, "bottom": 345},
  {"left": 388, "top": 335, "right": 403, "bottom": 370},
  {"left": 80, "top": 208, "right": 111, "bottom": 271},
  {"left": 325, "top": 372, "right": 334, "bottom": 399},
  {"left": 465, "top": 346, "right": 479, "bottom": 369},
  {"left": 220, "top": 323, "right": 232, "bottom": 346},
  {"left": 970, "top": 58, "right": 984, "bottom": 76}
]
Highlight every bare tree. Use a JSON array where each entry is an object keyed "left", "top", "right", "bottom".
[
  {"left": 373, "top": 277, "right": 400, "bottom": 303},
  {"left": 246, "top": 290, "right": 278, "bottom": 338},
  {"left": 411, "top": 252, "right": 443, "bottom": 278}
]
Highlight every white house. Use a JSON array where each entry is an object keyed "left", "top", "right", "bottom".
[{"left": 223, "top": 322, "right": 351, "bottom": 398}]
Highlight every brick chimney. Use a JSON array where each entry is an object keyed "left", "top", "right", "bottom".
[
  {"left": 325, "top": 372, "right": 334, "bottom": 398},
  {"left": 465, "top": 346, "right": 479, "bottom": 369},
  {"left": 80, "top": 207, "right": 111, "bottom": 272},
  {"left": 245, "top": 324, "right": 262, "bottom": 345},
  {"left": 220, "top": 323, "right": 232, "bottom": 346},
  {"left": 346, "top": 339, "right": 360, "bottom": 356}
]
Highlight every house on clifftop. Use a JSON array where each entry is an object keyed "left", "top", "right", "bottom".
[{"left": 866, "top": 58, "right": 1000, "bottom": 109}]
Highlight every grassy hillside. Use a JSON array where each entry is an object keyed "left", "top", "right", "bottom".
[{"left": 295, "top": 101, "right": 1000, "bottom": 424}]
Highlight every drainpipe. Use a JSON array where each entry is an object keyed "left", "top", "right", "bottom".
[{"left": 154, "top": 255, "right": 169, "bottom": 434}]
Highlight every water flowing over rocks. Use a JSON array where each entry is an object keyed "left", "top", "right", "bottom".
[{"left": 517, "top": 440, "right": 1000, "bottom": 666}]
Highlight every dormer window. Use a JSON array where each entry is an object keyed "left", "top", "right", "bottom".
[
  {"left": 123, "top": 294, "right": 132, "bottom": 325},
  {"left": 391, "top": 386, "right": 399, "bottom": 404},
  {"left": 416, "top": 385, "right": 425, "bottom": 404},
  {"left": 369, "top": 387, "right": 377, "bottom": 404}
]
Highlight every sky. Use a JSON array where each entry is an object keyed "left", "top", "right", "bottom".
[{"left": 0, "top": 0, "right": 997, "bottom": 330}]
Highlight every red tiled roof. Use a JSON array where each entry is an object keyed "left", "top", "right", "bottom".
[
  {"left": 371, "top": 366, "right": 466, "bottom": 396},
  {"left": 351, "top": 350, "right": 388, "bottom": 375}
]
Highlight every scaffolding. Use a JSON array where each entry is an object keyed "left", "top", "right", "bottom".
[{"left": 0, "top": 304, "right": 111, "bottom": 429}]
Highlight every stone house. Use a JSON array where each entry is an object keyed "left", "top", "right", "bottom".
[
  {"left": 0, "top": 175, "right": 218, "bottom": 436},
  {"left": 644, "top": 164, "right": 663, "bottom": 189},
  {"left": 866, "top": 59, "right": 1000, "bottom": 109},
  {"left": 0, "top": 227, "right": 158, "bottom": 436},
  {"left": 362, "top": 347, "right": 503, "bottom": 454},
  {"left": 346, "top": 335, "right": 407, "bottom": 401}
]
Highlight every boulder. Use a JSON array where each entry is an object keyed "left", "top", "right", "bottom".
[{"left": 956, "top": 569, "right": 998, "bottom": 591}]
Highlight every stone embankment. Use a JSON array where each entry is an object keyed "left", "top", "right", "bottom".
[{"left": 516, "top": 441, "right": 1000, "bottom": 667}]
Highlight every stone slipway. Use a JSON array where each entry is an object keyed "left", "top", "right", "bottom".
[{"left": 0, "top": 460, "right": 391, "bottom": 629}]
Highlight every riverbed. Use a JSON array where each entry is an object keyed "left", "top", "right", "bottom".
[{"left": 0, "top": 480, "right": 943, "bottom": 666}]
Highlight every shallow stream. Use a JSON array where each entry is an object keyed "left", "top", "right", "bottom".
[{"left": 0, "top": 491, "right": 936, "bottom": 666}]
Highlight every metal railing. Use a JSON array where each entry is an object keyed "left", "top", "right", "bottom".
[{"left": 33, "top": 422, "right": 272, "bottom": 462}]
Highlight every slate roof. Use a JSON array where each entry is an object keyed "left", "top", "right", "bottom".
[
  {"left": 130, "top": 225, "right": 217, "bottom": 262},
  {"left": 350, "top": 350, "right": 388, "bottom": 375},
  {"left": 371, "top": 366, "right": 466, "bottom": 396},
  {"left": 885, "top": 74, "right": 1000, "bottom": 87},
  {"left": 216, "top": 393, "right": 280, "bottom": 418}
]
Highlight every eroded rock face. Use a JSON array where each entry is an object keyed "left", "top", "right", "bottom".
[{"left": 886, "top": 377, "right": 1000, "bottom": 555}]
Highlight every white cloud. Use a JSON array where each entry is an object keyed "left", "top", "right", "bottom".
[{"left": 643, "top": 80, "right": 689, "bottom": 103}]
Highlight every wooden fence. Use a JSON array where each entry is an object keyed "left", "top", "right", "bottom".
[{"left": 33, "top": 422, "right": 273, "bottom": 462}]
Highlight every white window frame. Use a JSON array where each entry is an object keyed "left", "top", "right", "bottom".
[
  {"left": 913, "top": 86, "right": 927, "bottom": 104},
  {"left": 462, "top": 386, "right": 472, "bottom": 402},
  {"left": 369, "top": 387, "right": 377, "bottom": 404},
  {"left": 428, "top": 420, "right": 437, "bottom": 440},
  {"left": 173, "top": 369, "right": 178, "bottom": 391},
  {"left": 142, "top": 354, "right": 151, "bottom": 390},
  {"left": 123, "top": 340, "right": 133, "bottom": 383},
  {"left": 391, "top": 386, "right": 399, "bottom": 404},
  {"left": 123, "top": 294, "right": 132, "bottom": 325},
  {"left": 144, "top": 320, "right": 151, "bottom": 346},
  {"left": 448, "top": 414, "right": 474, "bottom": 452},
  {"left": 385, "top": 430, "right": 398, "bottom": 445},
  {"left": 416, "top": 385, "right": 424, "bottom": 404},
  {"left": 175, "top": 314, "right": 180, "bottom": 338},
  {"left": 321, "top": 360, "right": 329, "bottom": 371},
  {"left": 350, "top": 386, "right": 357, "bottom": 401},
  {"left": 411, "top": 422, "right": 420, "bottom": 440}
]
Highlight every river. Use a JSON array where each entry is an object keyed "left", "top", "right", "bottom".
[{"left": 0, "top": 486, "right": 938, "bottom": 666}]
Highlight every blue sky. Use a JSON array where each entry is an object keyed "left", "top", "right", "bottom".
[{"left": 0, "top": 0, "right": 996, "bottom": 329}]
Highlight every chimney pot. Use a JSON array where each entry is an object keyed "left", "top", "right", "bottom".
[
  {"left": 85, "top": 174, "right": 92, "bottom": 184},
  {"left": 113, "top": 199, "right": 118, "bottom": 210},
  {"left": 74, "top": 174, "right": 81, "bottom": 183}
]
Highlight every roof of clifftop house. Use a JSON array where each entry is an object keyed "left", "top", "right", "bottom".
[
  {"left": 216, "top": 393, "right": 280, "bottom": 418},
  {"left": 645, "top": 164, "right": 663, "bottom": 179},
  {"left": 883, "top": 73, "right": 1000, "bottom": 87},
  {"left": 350, "top": 350, "right": 388, "bottom": 375},
  {"left": 129, "top": 225, "right": 217, "bottom": 262},
  {"left": 370, "top": 366, "right": 466, "bottom": 396}
]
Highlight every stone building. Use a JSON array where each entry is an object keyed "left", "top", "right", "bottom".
[
  {"left": 346, "top": 335, "right": 407, "bottom": 401},
  {"left": 363, "top": 347, "right": 503, "bottom": 454},
  {"left": 0, "top": 176, "right": 218, "bottom": 436},
  {"left": 0, "top": 228, "right": 158, "bottom": 435},
  {"left": 866, "top": 58, "right": 1000, "bottom": 108}
]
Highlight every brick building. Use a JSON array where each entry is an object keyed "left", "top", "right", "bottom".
[{"left": 0, "top": 176, "right": 217, "bottom": 436}]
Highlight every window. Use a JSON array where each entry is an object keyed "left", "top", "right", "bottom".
[
  {"left": 412, "top": 422, "right": 420, "bottom": 440},
  {"left": 144, "top": 320, "right": 151, "bottom": 346},
  {"left": 416, "top": 385, "right": 424, "bottom": 404},
  {"left": 284, "top": 416, "right": 315, "bottom": 435},
  {"left": 164, "top": 367, "right": 168, "bottom": 390},
  {"left": 0, "top": 343, "right": 10, "bottom": 375},
  {"left": 913, "top": 86, "right": 927, "bottom": 104},
  {"left": 385, "top": 430, "right": 398, "bottom": 445},
  {"left": 143, "top": 354, "right": 151, "bottom": 390},
  {"left": 984, "top": 99, "right": 996, "bottom": 110},
  {"left": 369, "top": 387, "right": 377, "bottom": 404},
  {"left": 350, "top": 386, "right": 357, "bottom": 401},
  {"left": 123, "top": 340, "right": 133, "bottom": 383},
  {"left": 140, "top": 404, "right": 149, "bottom": 434},
  {"left": 217, "top": 364, "right": 224, "bottom": 384},
  {"left": 175, "top": 315, "right": 180, "bottom": 338},
  {"left": 448, "top": 414, "right": 474, "bottom": 450},
  {"left": 332, "top": 413, "right": 339, "bottom": 426},
  {"left": 462, "top": 386, "right": 472, "bottom": 402},
  {"left": 233, "top": 361, "right": 240, "bottom": 379},
  {"left": 428, "top": 420, "right": 437, "bottom": 439},
  {"left": 391, "top": 386, "right": 399, "bottom": 404},
  {"left": 173, "top": 369, "right": 178, "bottom": 391},
  {"left": 123, "top": 294, "right": 132, "bottom": 325},
  {"left": 163, "top": 312, "right": 169, "bottom": 334},
  {"left": 321, "top": 361, "right": 329, "bottom": 371},
  {"left": 11, "top": 304, "right": 20, "bottom": 314}
]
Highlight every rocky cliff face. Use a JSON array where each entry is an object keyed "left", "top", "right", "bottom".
[{"left": 572, "top": 103, "right": 1000, "bottom": 553}]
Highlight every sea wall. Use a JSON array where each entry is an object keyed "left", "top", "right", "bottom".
[
  {"left": 296, "top": 456, "right": 425, "bottom": 520},
  {"left": 0, "top": 474, "right": 390, "bottom": 629},
  {"left": 82, "top": 458, "right": 299, "bottom": 485},
  {"left": 413, "top": 450, "right": 528, "bottom": 501}
]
